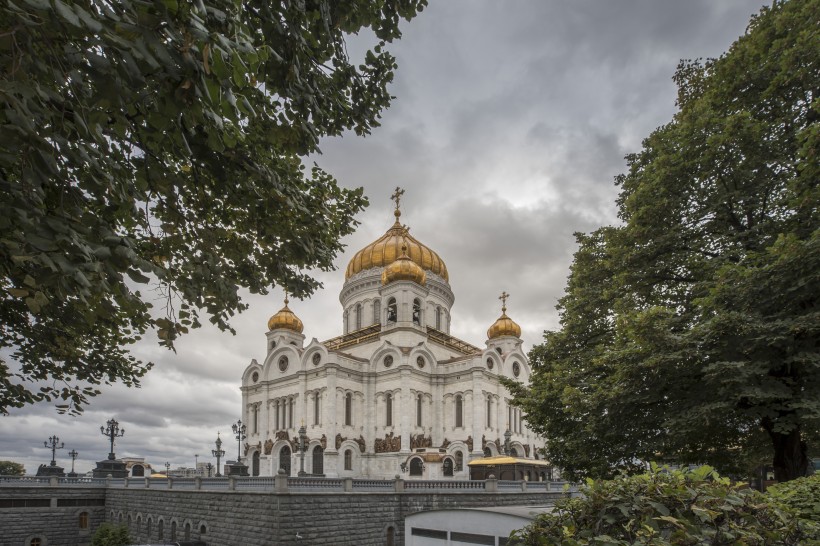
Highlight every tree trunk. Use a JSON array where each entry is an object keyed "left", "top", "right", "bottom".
[{"left": 762, "top": 419, "right": 808, "bottom": 482}]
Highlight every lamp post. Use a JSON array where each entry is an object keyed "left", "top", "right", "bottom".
[
  {"left": 194, "top": 454, "right": 199, "bottom": 475},
  {"left": 100, "top": 419, "right": 124, "bottom": 460},
  {"left": 44, "top": 436, "right": 64, "bottom": 467},
  {"left": 232, "top": 420, "right": 246, "bottom": 464},
  {"left": 212, "top": 433, "right": 225, "bottom": 477},
  {"left": 165, "top": 461, "right": 170, "bottom": 476},
  {"left": 503, "top": 429, "right": 512, "bottom": 456},
  {"left": 297, "top": 424, "right": 307, "bottom": 477},
  {"left": 206, "top": 463, "right": 212, "bottom": 478},
  {"left": 68, "top": 449, "right": 79, "bottom": 476}
]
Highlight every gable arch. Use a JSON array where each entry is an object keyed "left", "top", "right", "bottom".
[{"left": 262, "top": 344, "right": 303, "bottom": 380}]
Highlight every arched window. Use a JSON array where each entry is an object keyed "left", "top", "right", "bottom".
[
  {"left": 443, "top": 458, "right": 454, "bottom": 477},
  {"left": 345, "top": 392, "right": 352, "bottom": 426},
  {"left": 387, "top": 298, "right": 397, "bottom": 323},
  {"left": 487, "top": 397, "right": 492, "bottom": 428},
  {"left": 373, "top": 299, "right": 381, "bottom": 325},
  {"left": 313, "top": 393, "right": 320, "bottom": 426},
  {"left": 312, "top": 446, "right": 324, "bottom": 475},
  {"left": 409, "top": 457, "right": 423, "bottom": 476},
  {"left": 158, "top": 520, "right": 164, "bottom": 540},
  {"left": 416, "top": 394, "right": 423, "bottom": 427},
  {"left": 79, "top": 511, "right": 89, "bottom": 529},
  {"left": 355, "top": 303, "right": 362, "bottom": 330},
  {"left": 386, "top": 526, "right": 395, "bottom": 546},
  {"left": 147, "top": 518, "right": 152, "bottom": 539},
  {"left": 171, "top": 521, "right": 177, "bottom": 541},
  {"left": 344, "top": 449, "right": 352, "bottom": 470},
  {"left": 385, "top": 393, "right": 393, "bottom": 427},
  {"left": 510, "top": 447, "right": 519, "bottom": 457},
  {"left": 435, "top": 306, "right": 441, "bottom": 330},
  {"left": 280, "top": 445, "right": 292, "bottom": 476},
  {"left": 455, "top": 451, "right": 464, "bottom": 471},
  {"left": 29, "top": 539, "right": 42, "bottom": 546},
  {"left": 252, "top": 451, "right": 260, "bottom": 476},
  {"left": 252, "top": 403, "right": 259, "bottom": 433},
  {"left": 412, "top": 299, "right": 421, "bottom": 325},
  {"left": 184, "top": 522, "right": 191, "bottom": 540},
  {"left": 200, "top": 524, "right": 207, "bottom": 536},
  {"left": 455, "top": 395, "right": 463, "bottom": 428},
  {"left": 483, "top": 447, "right": 492, "bottom": 457},
  {"left": 131, "top": 464, "right": 144, "bottom": 477}
]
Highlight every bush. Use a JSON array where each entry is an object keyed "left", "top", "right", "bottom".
[
  {"left": 90, "top": 523, "right": 130, "bottom": 546},
  {"left": 511, "top": 466, "right": 819, "bottom": 545},
  {"left": 768, "top": 473, "right": 820, "bottom": 523}
]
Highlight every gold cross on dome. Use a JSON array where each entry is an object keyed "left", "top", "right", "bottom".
[
  {"left": 499, "top": 291, "right": 509, "bottom": 313},
  {"left": 390, "top": 186, "right": 405, "bottom": 212}
]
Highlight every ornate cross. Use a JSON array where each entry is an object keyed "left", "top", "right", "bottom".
[
  {"left": 499, "top": 291, "right": 509, "bottom": 313},
  {"left": 390, "top": 186, "right": 405, "bottom": 212}
]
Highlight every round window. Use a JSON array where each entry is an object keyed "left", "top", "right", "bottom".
[
  {"left": 486, "top": 358, "right": 494, "bottom": 370},
  {"left": 278, "top": 356, "right": 289, "bottom": 372},
  {"left": 512, "top": 361, "right": 520, "bottom": 377},
  {"left": 416, "top": 356, "right": 425, "bottom": 368},
  {"left": 252, "top": 371, "right": 259, "bottom": 382},
  {"left": 312, "top": 353, "right": 321, "bottom": 366},
  {"left": 384, "top": 355, "right": 393, "bottom": 367}
]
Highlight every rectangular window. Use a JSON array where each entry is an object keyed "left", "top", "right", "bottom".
[
  {"left": 345, "top": 394, "right": 352, "bottom": 426},
  {"left": 314, "top": 394, "right": 320, "bottom": 426},
  {"left": 411, "top": 528, "right": 448, "bottom": 539}
]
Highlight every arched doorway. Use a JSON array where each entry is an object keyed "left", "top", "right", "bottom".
[
  {"left": 312, "top": 446, "right": 323, "bottom": 475},
  {"left": 131, "top": 464, "right": 144, "bottom": 477},
  {"left": 252, "top": 451, "right": 260, "bottom": 476},
  {"left": 442, "top": 458, "right": 454, "bottom": 477},
  {"left": 409, "top": 457, "right": 423, "bottom": 476},
  {"left": 279, "top": 445, "right": 291, "bottom": 476}
]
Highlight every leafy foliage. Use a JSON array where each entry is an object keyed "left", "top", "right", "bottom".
[
  {"left": 0, "top": 0, "right": 426, "bottom": 413},
  {"left": 507, "top": 0, "right": 819, "bottom": 481},
  {"left": 511, "top": 467, "right": 820, "bottom": 545},
  {"left": 768, "top": 474, "right": 820, "bottom": 523},
  {"left": 90, "top": 523, "right": 130, "bottom": 546},
  {"left": 0, "top": 460, "right": 25, "bottom": 475}
]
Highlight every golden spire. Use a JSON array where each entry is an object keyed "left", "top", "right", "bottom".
[
  {"left": 391, "top": 186, "right": 405, "bottom": 221},
  {"left": 487, "top": 291, "right": 521, "bottom": 339},
  {"left": 267, "top": 295, "right": 304, "bottom": 333}
]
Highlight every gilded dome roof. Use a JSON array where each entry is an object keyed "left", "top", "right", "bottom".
[
  {"left": 345, "top": 209, "right": 449, "bottom": 282},
  {"left": 487, "top": 292, "right": 521, "bottom": 339},
  {"left": 381, "top": 244, "right": 427, "bottom": 286},
  {"left": 267, "top": 297, "right": 304, "bottom": 333}
]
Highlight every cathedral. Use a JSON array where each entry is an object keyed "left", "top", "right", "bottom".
[{"left": 239, "top": 190, "right": 545, "bottom": 479}]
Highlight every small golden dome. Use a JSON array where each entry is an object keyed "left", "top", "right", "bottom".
[
  {"left": 381, "top": 244, "right": 427, "bottom": 286},
  {"left": 267, "top": 297, "right": 304, "bottom": 333},
  {"left": 487, "top": 291, "right": 521, "bottom": 339},
  {"left": 346, "top": 208, "right": 448, "bottom": 282}
]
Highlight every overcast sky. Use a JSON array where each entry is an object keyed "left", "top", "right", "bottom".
[{"left": 2, "top": 0, "right": 767, "bottom": 475}]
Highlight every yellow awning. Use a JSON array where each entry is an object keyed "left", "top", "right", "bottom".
[{"left": 467, "top": 456, "right": 552, "bottom": 467}]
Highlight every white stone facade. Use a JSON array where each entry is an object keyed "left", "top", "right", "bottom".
[{"left": 239, "top": 211, "right": 545, "bottom": 479}]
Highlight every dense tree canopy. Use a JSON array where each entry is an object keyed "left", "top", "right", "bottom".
[
  {"left": 507, "top": 0, "right": 819, "bottom": 482},
  {"left": 0, "top": 0, "right": 426, "bottom": 413},
  {"left": 0, "top": 460, "right": 26, "bottom": 475}
]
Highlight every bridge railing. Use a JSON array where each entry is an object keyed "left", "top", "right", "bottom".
[{"left": 0, "top": 474, "right": 576, "bottom": 494}]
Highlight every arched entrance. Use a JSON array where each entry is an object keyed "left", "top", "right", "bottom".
[
  {"left": 409, "top": 457, "right": 423, "bottom": 476},
  {"left": 252, "top": 451, "right": 260, "bottom": 476},
  {"left": 312, "top": 446, "right": 323, "bottom": 475},
  {"left": 443, "top": 458, "right": 454, "bottom": 477},
  {"left": 131, "top": 464, "right": 144, "bottom": 477},
  {"left": 279, "top": 445, "right": 291, "bottom": 476}
]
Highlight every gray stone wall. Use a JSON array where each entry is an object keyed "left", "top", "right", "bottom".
[
  {"left": 0, "top": 486, "right": 107, "bottom": 546},
  {"left": 104, "top": 489, "right": 560, "bottom": 545}
]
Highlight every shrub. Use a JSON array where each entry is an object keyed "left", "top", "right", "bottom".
[
  {"left": 511, "top": 466, "right": 819, "bottom": 545},
  {"left": 90, "top": 523, "right": 130, "bottom": 546},
  {"left": 767, "top": 473, "right": 820, "bottom": 523}
]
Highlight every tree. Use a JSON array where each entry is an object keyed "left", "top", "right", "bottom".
[
  {"left": 0, "top": 460, "right": 25, "bottom": 475},
  {"left": 507, "top": 0, "right": 819, "bottom": 482},
  {"left": 0, "top": 0, "right": 426, "bottom": 413},
  {"left": 90, "top": 523, "right": 130, "bottom": 546}
]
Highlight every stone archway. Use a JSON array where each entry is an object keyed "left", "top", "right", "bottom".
[{"left": 279, "top": 445, "right": 291, "bottom": 476}]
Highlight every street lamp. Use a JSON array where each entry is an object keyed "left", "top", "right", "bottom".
[
  {"left": 68, "top": 449, "right": 79, "bottom": 476},
  {"left": 212, "top": 433, "right": 225, "bottom": 477},
  {"left": 206, "top": 463, "right": 213, "bottom": 478},
  {"left": 165, "top": 461, "right": 170, "bottom": 476},
  {"left": 100, "top": 419, "right": 125, "bottom": 460},
  {"left": 44, "top": 436, "right": 64, "bottom": 467},
  {"left": 232, "top": 420, "right": 246, "bottom": 464},
  {"left": 297, "top": 424, "right": 307, "bottom": 477},
  {"left": 194, "top": 454, "right": 199, "bottom": 475}
]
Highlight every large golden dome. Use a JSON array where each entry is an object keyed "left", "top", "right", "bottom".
[
  {"left": 345, "top": 209, "right": 449, "bottom": 282},
  {"left": 267, "top": 298, "right": 304, "bottom": 333},
  {"left": 381, "top": 244, "right": 427, "bottom": 286},
  {"left": 487, "top": 292, "right": 521, "bottom": 339}
]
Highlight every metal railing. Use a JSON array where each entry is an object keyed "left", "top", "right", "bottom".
[
  {"left": 322, "top": 324, "right": 381, "bottom": 351},
  {"left": 426, "top": 327, "right": 481, "bottom": 355}
]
